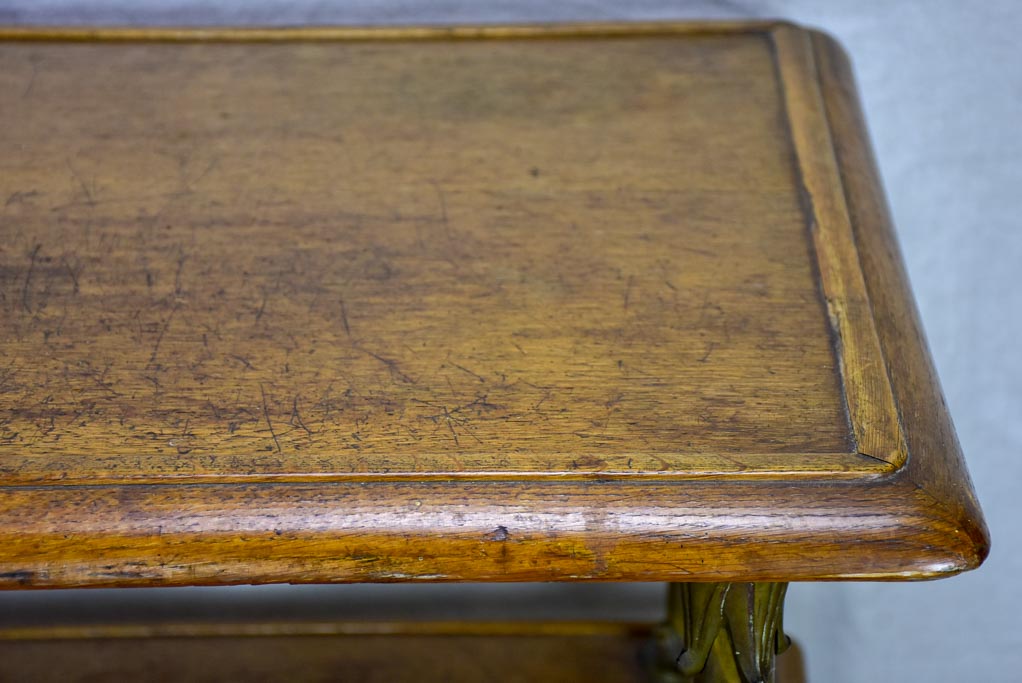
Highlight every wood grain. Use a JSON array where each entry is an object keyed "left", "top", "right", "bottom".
[
  {"left": 0, "top": 22, "right": 988, "bottom": 587},
  {"left": 0, "top": 29, "right": 861, "bottom": 482}
]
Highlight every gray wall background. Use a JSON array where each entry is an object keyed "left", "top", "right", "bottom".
[{"left": 1, "top": 1, "right": 1018, "bottom": 680}]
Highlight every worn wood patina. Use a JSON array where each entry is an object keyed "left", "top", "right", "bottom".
[{"left": 0, "top": 21, "right": 988, "bottom": 682}]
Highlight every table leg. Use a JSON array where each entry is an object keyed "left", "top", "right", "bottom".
[{"left": 650, "top": 582, "right": 790, "bottom": 683}]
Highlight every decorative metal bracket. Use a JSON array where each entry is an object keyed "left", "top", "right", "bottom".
[{"left": 650, "top": 582, "right": 790, "bottom": 683}]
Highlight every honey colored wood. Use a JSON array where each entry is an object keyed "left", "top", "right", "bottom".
[
  {"left": 1, "top": 26, "right": 868, "bottom": 482},
  {"left": 0, "top": 22, "right": 988, "bottom": 588}
]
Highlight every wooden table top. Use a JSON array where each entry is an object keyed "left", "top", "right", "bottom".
[{"left": 0, "top": 22, "right": 987, "bottom": 587}]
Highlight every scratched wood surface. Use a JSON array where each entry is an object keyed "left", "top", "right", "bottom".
[
  {"left": 0, "top": 28, "right": 869, "bottom": 483},
  {"left": 0, "top": 23, "right": 987, "bottom": 586}
]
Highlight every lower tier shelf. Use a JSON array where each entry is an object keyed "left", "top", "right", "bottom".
[{"left": 1, "top": 621, "right": 652, "bottom": 682}]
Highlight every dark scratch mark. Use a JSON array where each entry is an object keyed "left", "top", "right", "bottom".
[
  {"left": 90, "top": 374, "right": 120, "bottom": 397},
  {"left": 65, "top": 158, "right": 96, "bottom": 207},
  {"left": 340, "top": 299, "right": 351, "bottom": 336},
  {"left": 699, "top": 342, "right": 717, "bottom": 363},
  {"left": 449, "top": 360, "right": 486, "bottom": 383},
  {"left": 356, "top": 346, "right": 415, "bottom": 384},
  {"left": 61, "top": 255, "right": 82, "bottom": 294},
  {"left": 63, "top": 401, "right": 96, "bottom": 429},
  {"left": 22, "top": 58, "right": 38, "bottom": 98},
  {"left": 46, "top": 189, "right": 193, "bottom": 213},
  {"left": 463, "top": 394, "right": 500, "bottom": 413},
  {"left": 147, "top": 302, "right": 181, "bottom": 367},
  {"left": 229, "top": 354, "right": 254, "bottom": 370},
  {"left": 680, "top": 245, "right": 716, "bottom": 258},
  {"left": 617, "top": 360, "right": 652, "bottom": 377},
  {"left": 623, "top": 275, "right": 635, "bottom": 310},
  {"left": 254, "top": 289, "right": 268, "bottom": 322},
  {"left": 200, "top": 322, "right": 222, "bottom": 343},
  {"left": 289, "top": 395, "right": 315, "bottom": 436},
  {"left": 512, "top": 342, "right": 527, "bottom": 355},
  {"left": 532, "top": 389, "right": 552, "bottom": 413},
  {"left": 174, "top": 419, "right": 193, "bottom": 454},
  {"left": 431, "top": 181, "right": 454, "bottom": 240},
  {"left": 5, "top": 190, "right": 39, "bottom": 207},
  {"left": 21, "top": 244, "right": 40, "bottom": 313},
  {"left": 445, "top": 419, "right": 461, "bottom": 446},
  {"left": 173, "top": 252, "right": 187, "bottom": 296},
  {"left": 412, "top": 396, "right": 492, "bottom": 447},
  {"left": 187, "top": 158, "right": 219, "bottom": 191},
  {"left": 259, "top": 383, "right": 282, "bottom": 453}
]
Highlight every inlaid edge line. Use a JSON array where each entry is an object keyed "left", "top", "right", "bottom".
[{"left": 0, "top": 451, "right": 888, "bottom": 487}]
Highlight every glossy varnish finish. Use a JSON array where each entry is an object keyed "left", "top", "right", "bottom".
[{"left": 0, "top": 23, "right": 988, "bottom": 587}]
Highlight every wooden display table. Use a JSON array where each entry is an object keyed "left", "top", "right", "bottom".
[{"left": 0, "top": 22, "right": 988, "bottom": 682}]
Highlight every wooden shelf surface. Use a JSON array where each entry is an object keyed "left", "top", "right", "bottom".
[{"left": 0, "top": 622, "right": 650, "bottom": 683}]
